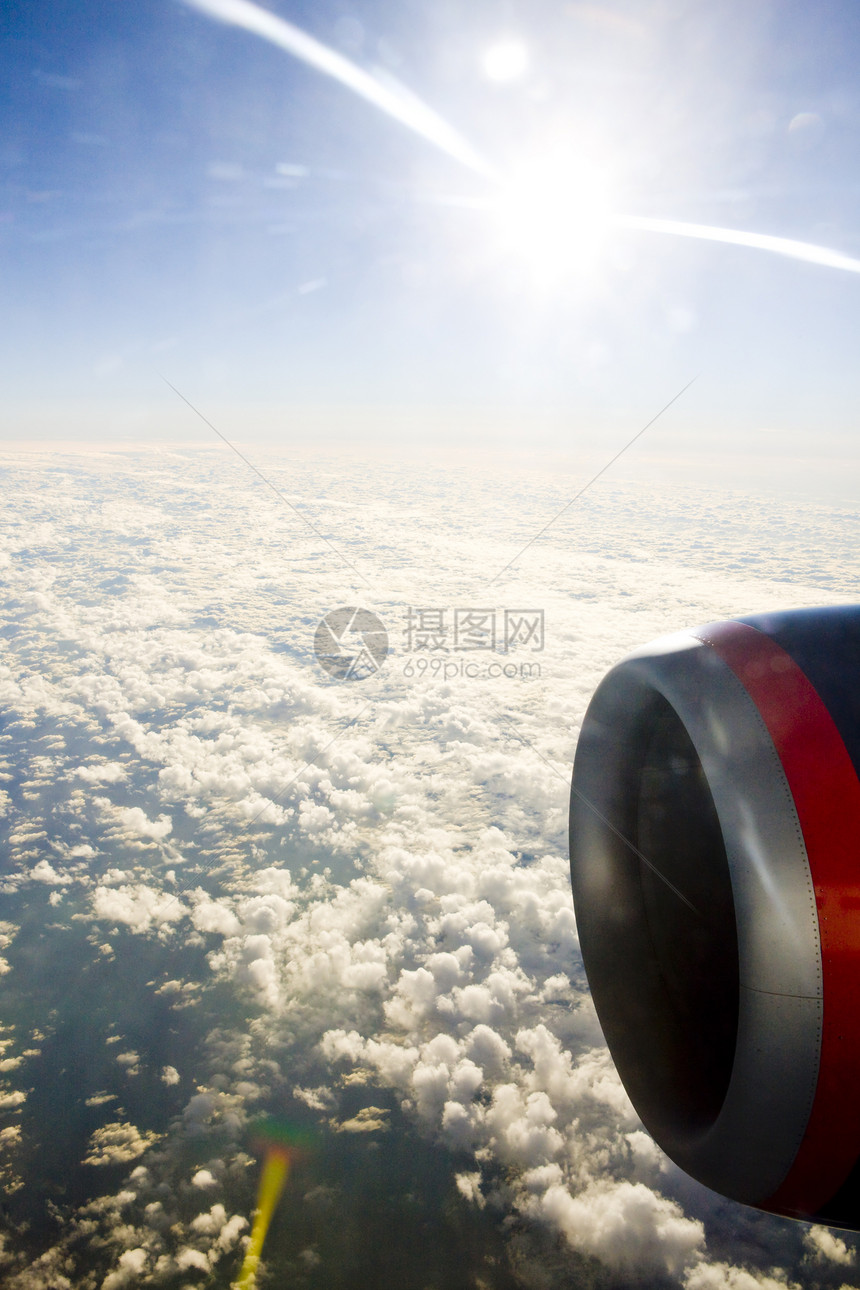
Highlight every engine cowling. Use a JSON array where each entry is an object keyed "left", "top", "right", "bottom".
[{"left": 569, "top": 606, "right": 860, "bottom": 1225}]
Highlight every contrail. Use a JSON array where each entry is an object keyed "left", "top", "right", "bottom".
[
  {"left": 616, "top": 214, "right": 860, "bottom": 274},
  {"left": 184, "top": 0, "right": 860, "bottom": 278},
  {"left": 181, "top": 0, "right": 497, "bottom": 179}
]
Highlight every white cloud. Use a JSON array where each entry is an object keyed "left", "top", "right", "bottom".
[
  {"left": 534, "top": 1180, "right": 705, "bottom": 1276},
  {"left": 804, "top": 1224, "right": 855, "bottom": 1266},
  {"left": 29, "top": 859, "right": 64, "bottom": 884},
  {"left": 175, "top": 1246, "right": 209, "bottom": 1272},
  {"left": 455, "top": 1171, "right": 485, "bottom": 1207},
  {"left": 684, "top": 1263, "right": 801, "bottom": 1290},
  {"left": 484, "top": 1084, "right": 563, "bottom": 1168},
  {"left": 189, "top": 1202, "right": 247, "bottom": 1254},
  {"left": 102, "top": 1247, "right": 148, "bottom": 1290},
  {"left": 191, "top": 893, "right": 241, "bottom": 937},
  {"left": 115, "top": 806, "right": 172, "bottom": 840},
  {"left": 216, "top": 1213, "right": 248, "bottom": 1252},
  {"left": 82, "top": 1121, "right": 162, "bottom": 1166},
  {"left": 334, "top": 1106, "right": 390, "bottom": 1133},
  {"left": 294, "top": 1085, "right": 335, "bottom": 1112},
  {"left": 75, "top": 761, "right": 127, "bottom": 784},
  {"left": 2, "top": 450, "right": 855, "bottom": 1288},
  {"left": 92, "top": 883, "right": 185, "bottom": 933},
  {"left": 85, "top": 1092, "right": 117, "bottom": 1108}
]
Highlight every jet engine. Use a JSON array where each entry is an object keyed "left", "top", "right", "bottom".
[{"left": 569, "top": 606, "right": 860, "bottom": 1225}]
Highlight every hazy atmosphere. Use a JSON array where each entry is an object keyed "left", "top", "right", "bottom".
[
  {"left": 2, "top": 0, "right": 860, "bottom": 1287},
  {"left": 3, "top": 0, "right": 860, "bottom": 483}
]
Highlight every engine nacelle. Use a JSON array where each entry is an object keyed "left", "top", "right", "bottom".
[{"left": 569, "top": 606, "right": 860, "bottom": 1225}]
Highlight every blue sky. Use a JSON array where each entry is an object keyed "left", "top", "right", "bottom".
[
  {"left": 2, "top": 0, "right": 860, "bottom": 484},
  {"left": 2, "top": 9, "right": 860, "bottom": 1281}
]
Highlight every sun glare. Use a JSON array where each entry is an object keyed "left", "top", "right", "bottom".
[
  {"left": 482, "top": 38, "right": 530, "bottom": 83},
  {"left": 491, "top": 154, "right": 615, "bottom": 284}
]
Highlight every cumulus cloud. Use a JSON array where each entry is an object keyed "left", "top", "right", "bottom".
[
  {"left": 82, "top": 1121, "right": 162, "bottom": 1166},
  {"left": 2, "top": 449, "right": 855, "bottom": 1289},
  {"left": 29, "top": 859, "right": 64, "bottom": 884},
  {"left": 102, "top": 1247, "right": 149, "bottom": 1289},
  {"left": 85, "top": 1092, "right": 117, "bottom": 1107},
  {"left": 530, "top": 1181, "right": 704, "bottom": 1276},
  {"left": 333, "top": 1106, "right": 390, "bottom": 1134},
  {"left": 175, "top": 1246, "right": 209, "bottom": 1272},
  {"left": 804, "top": 1225, "right": 855, "bottom": 1266},
  {"left": 75, "top": 761, "right": 127, "bottom": 784},
  {"left": 293, "top": 1085, "right": 336, "bottom": 1112},
  {"left": 684, "top": 1264, "right": 801, "bottom": 1290},
  {"left": 115, "top": 806, "right": 172, "bottom": 840},
  {"left": 455, "top": 1171, "right": 485, "bottom": 1207},
  {"left": 92, "top": 883, "right": 185, "bottom": 933}
]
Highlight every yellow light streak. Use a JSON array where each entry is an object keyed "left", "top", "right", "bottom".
[{"left": 233, "top": 1148, "right": 291, "bottom": 1290}]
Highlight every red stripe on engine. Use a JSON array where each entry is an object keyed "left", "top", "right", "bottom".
[{"left": 695, "top": 619, "right": 860, "bottom": 1217}]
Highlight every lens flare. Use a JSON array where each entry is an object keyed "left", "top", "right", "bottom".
[
  {"left": 234, "top": 1148, "right": 290, "bottom": 1290},
  {"left": 233, "top": 1120, "right": 318, "bottom": 1290},
  {"left": 186, "top": 0, "right": 860, "bottom": 281}
]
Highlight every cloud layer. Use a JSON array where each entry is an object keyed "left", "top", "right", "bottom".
[{"left": 0, "top": 445, "right": 857, "bottom": 1288}]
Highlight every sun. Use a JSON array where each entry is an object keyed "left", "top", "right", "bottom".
[
  {"left": 490, "top": 153, "right": 617, "bottom": 285},
  {"left": 482, "top": 38, "right": 530, "bottom": 84}
]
